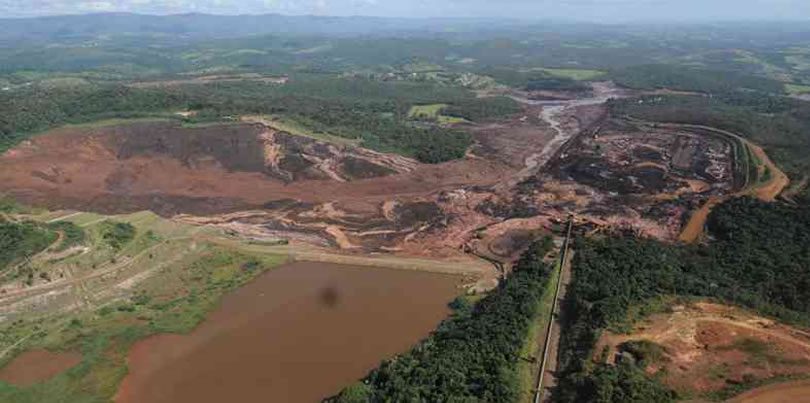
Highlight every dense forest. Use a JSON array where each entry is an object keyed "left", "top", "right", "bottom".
[
  {"left": 0, "top": 77, "right": 529, "bottom": 163},
  {"left": 610, "top": 65, "right": 786, "bottom": 94},
  {"left": 333, "top": 238, "right": 555, "bottom": 403},
  {"left": 480, "top": 68, "right": 592, "bottom": 92},
  {"left": 0, "top": 221, "right": 57, "bottom": 271},
  {"left": 555, "top": 197, "right": 810, "bottom": 402},
  {"left": 442, "top": 97, "right": 522, "bottom": 122}
]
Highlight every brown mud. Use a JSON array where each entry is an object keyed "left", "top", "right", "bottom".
[
  {"left": 0, "top": 82, "right": 769, "bottom": 264},
  {"left": 116, "top": 262, "right": 461, "bottom": 403},
  {"left": 0, "top": 349, "right": 82, "bottom": 387}
]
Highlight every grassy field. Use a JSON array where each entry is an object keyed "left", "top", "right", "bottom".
[
  {"left": 536, "top": 67, "right": 606, "bottom": 81},
  {"left": 58, "top": 117, "right": 176, "bottom": 130},
  {"left": 0, "top": 210, "right": 287, "bottom": 403},
  {"left": 786, "top": 83, "right": 810, "bottom": 95},
  {"left": 407, "top": 104, "right": 468, "bottom": 125},
  {"left": 242, "top": 115, "right": 362, "bottom": 146}
]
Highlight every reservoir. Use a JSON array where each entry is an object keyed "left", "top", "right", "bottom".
[{"left": 116, "top": 261, "right": 461, "bottom": 403}]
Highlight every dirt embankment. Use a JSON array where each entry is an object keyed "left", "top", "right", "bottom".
[
  {"left": 728, "top": 379, "right": 810, "bottom": 402},
  {"left": 596, "top": 302, "right": 810, "bottom": 398}
]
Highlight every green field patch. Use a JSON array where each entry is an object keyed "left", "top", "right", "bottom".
[
  {"left": 536, "top": 67, "right": 605, "bottom": 81},
  {"left": 408, "top": 104, "right": 469, "bottom": 125},
  {"left": 0, "top": 209, "right": 287, "bottom": 403},
  {"left": 60, "top": 117, "right": 175, "bottom": 131},
  {"left": 254, "top": 115, "right": 362, "bottom": 146},
  {"left": 786, "top": 83, "right": 810, "bottom": 95}
]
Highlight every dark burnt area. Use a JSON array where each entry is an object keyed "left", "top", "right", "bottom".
[
  {"left": 340, "top": 157, "right": 396, "bottom": 180},
  {"left": 393, "top": 201, "right": 443, "bottom": 227},
  {"left": 111, "top": 122, "right": 269, "bottom": 174},
  {"left": 476, "top": 197, "right": 539, "bottom": 220}
]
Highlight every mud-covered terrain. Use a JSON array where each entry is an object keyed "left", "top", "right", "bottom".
[{"left": 0, "top": 83, "right": 758, "bottom": 268}]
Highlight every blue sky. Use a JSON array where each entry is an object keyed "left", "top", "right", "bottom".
[{"left": 2, "top": 0, "right": 809, "bottom": 21}]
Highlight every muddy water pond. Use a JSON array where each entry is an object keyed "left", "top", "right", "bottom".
[
  {"left": 117, "top": 262, "right": 462, "bottom": 403},
  {"left": 0, "top": 350, "right": 82, "bottom": 386}
]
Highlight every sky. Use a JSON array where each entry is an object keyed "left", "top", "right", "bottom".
[{"left": 1, "top": 0, "right": 809, "bottom": 22}]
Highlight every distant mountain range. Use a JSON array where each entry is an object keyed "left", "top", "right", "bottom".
[
  {"left": 3, "top": 13, "right": 810, "bottom": 46},
  {"left": 0, "top": 13, "right": 537, "bottom": 42}
]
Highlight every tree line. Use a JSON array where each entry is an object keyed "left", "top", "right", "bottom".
[
  {"left": 555, "top": 197, "right": 810, "bottom": 402},
  {"left": 333, "top": 237, "right": 555, "bottom": 403},
  {"left": 0, "top": 77, "right": 529, "bottom": 163}
]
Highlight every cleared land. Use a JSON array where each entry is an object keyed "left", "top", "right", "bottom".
[
  {"left": 407, "top": 104, "right": 468, "bottom": 125},
  {"left": 536, "top": 68, "right": 606, "bottom": 81},
  {"left": 595, "top": 302, "right": 810, "bottom": 399}
]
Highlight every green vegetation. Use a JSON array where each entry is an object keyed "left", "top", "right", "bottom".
[
  {"left": 442, "top": 97, "right": 522, "bottom": 122},
  {"left": 47, "top": 221, "right": 86, "bottom": 252},
  {"left": 555, "top": 197, "right": 810, "bottom": 402},
  {"left": 0, "top": 77, "right": 479, "bottom": 163},
  {"left": 0, "top": 209, "right": 287, "bottom": 403},
  {"left": 0, "top": 197, "right": 23, "bottom": 214},
  {"left": 407, "top": 104, "right": 468, "bottom": 125},
  {"left": 255, "top": 115, "right": 361, "bottom": 146},
  {"left": 333, "top": 238, "right": 555, "bottom": 402},
  {"left": 538, "top": 68, "right": 605, "bottom": 81},
  {"left": 481, "top": 67, "right": 591, "bottom": 91},
  {"left": 0, "top": 221, "right": 57, "bottom": 270},
  {"left": 518, "top": 239, "right": 561, "bottom": 402},
  {"left": 99, "top": 221, "right": 136, "bottom": 251},
  {"left": 786, "top": 83, "right": 810, "bottom": 95},
  {"left": 611, "top": 64, "right": 786, "bottom": 94},
  {"left": 0, "top": 84, "right": 185, "bottom": 153},
  {"left": 617, "top": 340, "right": 668, "bottom": 366},
  {"left": 0, "top": 248, "right": 284, "bottom": 403}
]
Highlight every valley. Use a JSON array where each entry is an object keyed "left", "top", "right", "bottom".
[{"left": 1, "top": 14, "right": 809, "bottom": 403}]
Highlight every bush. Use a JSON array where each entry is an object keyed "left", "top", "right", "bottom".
[{"left": 101, "top": 221, "right": 136, "bottom": 250}]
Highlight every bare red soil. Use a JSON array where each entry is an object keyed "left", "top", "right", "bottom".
[
  {"left": 0, "top": 349, "right": 82, "bottom": 386},
  {"left": 596, "top": 303, "right": 810, "bottom": 397},
  {"left": 0, "top": 84, "right": 747, "bottom": 263},
  {"left": 0, "top": 122, "right": 505, "bottom": 216}
]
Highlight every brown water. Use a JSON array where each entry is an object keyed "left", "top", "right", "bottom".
[
  {"left": 0, "top": 349, "right": 82, "bottom": 386},
  {"left": 116, "top": 262, "right": 461, "bottom": 403}
]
